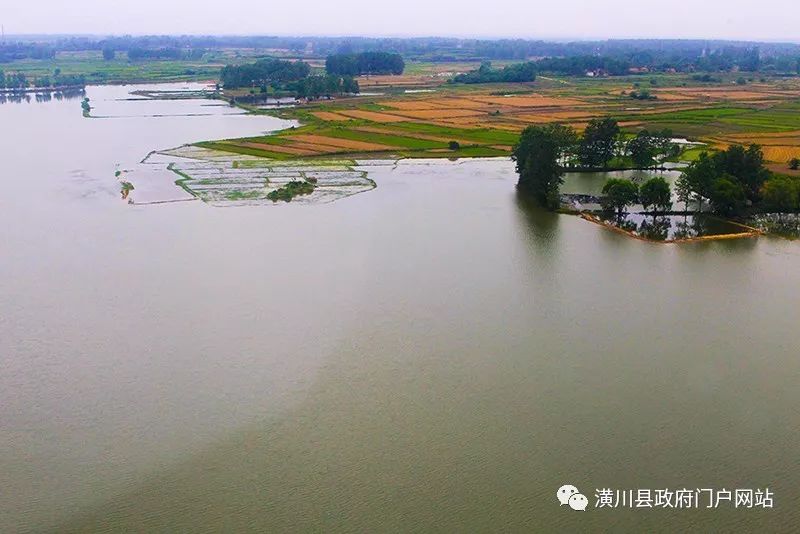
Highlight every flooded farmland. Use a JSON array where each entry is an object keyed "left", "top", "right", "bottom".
[{"left": 2, "top": 84, "right": 800, "bottom": 532}]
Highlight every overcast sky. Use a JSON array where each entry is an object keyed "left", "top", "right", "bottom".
[{"left": 3, "top": 0, "right": 798, "bottom": 42}]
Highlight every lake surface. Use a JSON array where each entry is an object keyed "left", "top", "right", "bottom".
[{"left": 2, "top": 85, "right": 800, "bottom": 532}]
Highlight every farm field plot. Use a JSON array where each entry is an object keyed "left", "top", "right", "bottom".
[{"left": 206, "top": 73, "right": 800, "bottom": 162}]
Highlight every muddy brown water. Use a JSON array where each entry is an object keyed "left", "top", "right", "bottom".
[{"left": 2, "top": 85, "right": 800, "bottom": 532}]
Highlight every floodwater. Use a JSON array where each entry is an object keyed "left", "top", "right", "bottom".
[{"left": 2, "top": 85, "right": 800, "bottom": 532}]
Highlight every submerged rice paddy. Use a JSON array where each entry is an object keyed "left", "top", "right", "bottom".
[{"left": 157, "top": 146, "right": 377, "bottom": 206}]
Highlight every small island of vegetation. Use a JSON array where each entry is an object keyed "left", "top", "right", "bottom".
[
  {"left": 266, "top": 180, "right": 316, "bottom": 202},
  {"left": 512, "top": 118, "right": 800, "bottom": 240}
]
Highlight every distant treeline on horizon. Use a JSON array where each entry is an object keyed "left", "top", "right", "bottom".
[{"left": 3, "top": 35, "right": 800, "bottom": 74}]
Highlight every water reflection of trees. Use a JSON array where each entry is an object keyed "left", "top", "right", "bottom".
[
  {"left": 673, "top": 215, "right": 710, "bottom": 240},
  {"left": 638, "top": 216, "right": 671, "bottom": 241},
  {"left": 514, "top": 190, "right": 562, "bottom": 264},
  {"left": 0, "top": 88, "right": 84, "bottom": 105}
]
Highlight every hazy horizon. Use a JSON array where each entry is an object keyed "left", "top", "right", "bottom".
[
  {"left": 3, "top": 0, "right": 799, "bottom": 43},
  {"left": 4, "top": 33, "right": 800, "bottom": 46}
]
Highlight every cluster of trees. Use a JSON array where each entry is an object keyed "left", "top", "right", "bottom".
[
  {"left": 0, "top": 43, "right": 55, "bottom": 63},
  {"left": 578, "top": 118, "right": 621, "bottom": 168},
  {"left": 221, "top": 58, "right": 311, "bottom": 89},
  {"left": 512, "top": 119, "right": 684, "bottom": 209},
  {"left": 627, "top": 129, "right": 680, "bottom": 168},
  {"left": 761, "top": 176, "right": 800, "bottom": 214},
  {"left": 511, "top": 124, "right": 577, "bottom": 209},
  {"left": 601, "top": 177, "right": 672, "bottom": 216},
  {"left": 221, "top": 58, "right": 358, "bottom": 98},
  {"left": 452, "top": 61, "right": 536, "bottom": 84},
  {"left": 292, "top": 75, "right": 359, "bottom": 99},
  {"left": 1, "top": 68, "right": 87, "bottom": 90},
  {"left": 675, "top": 145, "right": 771, "bottom": 215},
  {"left": 325, "top": 52, "right": 404, "bottom": 76},
  {"left": 127, "top": 48, "right": 205, "bottom": 61},
  {"left": 533, "top": 56, "right": 631, "bottom": 76},
  {"left": 0, "top": 70, "right": 27, "bottom": 89},
  {"left": 601, "top": 144, "right": 800, "bottom": 218},
  {"left": 574, "top": 119, "right": 677, "bottom": 169}
]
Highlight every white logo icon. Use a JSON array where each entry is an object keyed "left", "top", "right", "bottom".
[
  {"left": 557, "top": 484, "right": 588, "bottom": 511},
  {"left": 568, "top": 493, "right": 589, "bottom": 511}
]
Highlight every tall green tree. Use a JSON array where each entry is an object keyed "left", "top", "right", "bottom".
[
  {"left": 639, "top": 177, "right": 672, "bottom": 213},
  {"left": 627, "top": 130, "right": 657, "bottom": 168},
  {"left": 675, "top": 173, "right": 693, "bottom": 213},
  {"left": 709, "top": 175, "right": 746, "bottom": 216},
  {"left": 512, "top": 124, "right": 576, "bottom": 209},
  {"left": 579, "top": 118, "right": 620, "bottom": 168},
  {"left": 762, "top": 176, "right": 799, "bottom": 216},
  {"left": 712, "top": 144, "right": 769, "bottom": 203},
  {"left": 601, "top": 179, "right": 639, "bottom": 217},
  {"left": 680, "top": 152, "right": 717, "bottom": 212}
]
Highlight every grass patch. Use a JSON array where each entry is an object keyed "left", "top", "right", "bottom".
[
  {"left": 196, "top": 141, "right": 292, "bottom": 160},
  {"left": 318, "top": 128, "right": 448, "bottom": 149},
  {"left": 224, "top": 190, "right": 264, "bottom": 200}
]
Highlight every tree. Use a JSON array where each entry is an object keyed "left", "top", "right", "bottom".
[
  {"left": 448, "top": 141, "right": 460, "bottom": 150},
  {"left": 680, "top": 152, "right": 716, "bottom": 212},
  {"left": 627, "top": 129, "right": 677, "bottom": 167},
  {"left": 341, "top": 76, "right": 359, "bottom": 94},
  {"left": 789, "top": 158, "right": 800, "bottom": 171},
  {"left": 675, "top": 173, "right": 693, "bottom": 213},
  {"left": 708, "top": 175, "right": 746, "bottom": 216},
  {"left": 762, "top": 177, "right": 799, "bottom": 216},
  {"left": 102, "top": 48, "right": 116, "bottom": 61},
  {"left": 512, "top": 124, "right": 575, "bottom": 209},
  {"left": 627, "top": 130, "right": 657, "bottom": 168},
  {"left": 579, "top": 118, "right": 620, "bottom": 168},
  {"left": 712, "top": 143, "right": 769, "bottom": 203},
  {"left": 639, "top": 177, "right": 672, "bottom": 213},
  {"left": 601, "top": 179, "right": 639, "bottom": 217}
]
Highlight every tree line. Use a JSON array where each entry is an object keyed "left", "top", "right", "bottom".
[
  {"left": 514, "top": 117, "right": 677, "bottom": 176},
  {"left": 293, "top": 75, "right": 359, "bottom": 99},
  {"left": 325, "top": 52, "right": 405, "bottom": 76},
  {"left": 5, "top": 35, "right": 800, "bottom": 76},
  {"left": 451, "top": 62, "right": 536, "bottom": 84},
  {"left": 127, "top": 48, "right": 205, "bottom": 61},
  {"left": 0, "top": 43, "right": 55, "bottom": 63},
  {"left": 0, "top": 69, "right": 85, "bottom": 90},
  {"left": 221, "top": 58, "right": 311, "bottom": 88},
  {"left": 221, "top": 58, "right": 358, "bottom": 98},
  {"left": 533, "top": 56, "right": 631, "bottom": 76}
]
